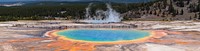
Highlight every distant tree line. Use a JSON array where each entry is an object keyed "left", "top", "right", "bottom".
[{"left": 0, "top": 1, "right": 161, "bottom": 21}]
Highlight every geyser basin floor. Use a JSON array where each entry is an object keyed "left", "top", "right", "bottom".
[{"left": 48, "top": 29, "right": 154, "bottom": 44}]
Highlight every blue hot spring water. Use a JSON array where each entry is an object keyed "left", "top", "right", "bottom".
[{"left": 57, "top": 29, "right": 150, "bottom": 42}]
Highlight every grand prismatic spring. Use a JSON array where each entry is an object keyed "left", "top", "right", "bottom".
[{"left": 54, "top": 29, "right": 150, "bottom": 43}]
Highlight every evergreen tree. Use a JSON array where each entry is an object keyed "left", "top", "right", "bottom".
[
  {"left": 180, "top": 9, "right": 184, "bottom": 15},
  {"left": 150, "top": 11, "right": 153, "bottom": 14},
  {"left": 186, "top": 0, "right": 190, "bottom": 5},
  {"left": 194, "top": 13, "right": 198, "bottom": 20},
  {"left": 199, "top": 13, "right": 200, "bottom": 20},
  {"left": 172, "top": 9, "right": 177, "bottom": 17},
  {"left": 163, "top": 0, "right": 168, "bottom": 9},
  {"left": 198, "top": 0, "right": 200, "bottom": 12},
  {"left": 189, "top": 16, "right": 192, "bottom": 20},
  {"left": 178, "top": 0, "right": 185, "bottom": 7},
  {"left": 168, "top": 0, "right": 176, "bottom": 14},
  {"left": 154, "top": 10, "right": 157, "bottom": 15}
]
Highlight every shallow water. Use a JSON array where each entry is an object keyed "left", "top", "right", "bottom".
[{"left": 57, "top": 29, "right": 150, "bottom": 42}]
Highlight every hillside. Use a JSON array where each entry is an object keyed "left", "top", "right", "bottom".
[{"left": 123, "top": 0, "right": 200, "bottom": 21}]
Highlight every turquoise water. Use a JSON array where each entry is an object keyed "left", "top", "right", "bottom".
[{"left": 57, "top": 29, "right": 150, "bottom": 42}]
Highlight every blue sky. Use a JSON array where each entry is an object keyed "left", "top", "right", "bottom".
[
  {"left": 1, "top": 0, "right": 97, "bottom": 2},
  {"left": 0, "top": 0, "right": 152, "bottom": 3},
  {"left": 1, "top": 0, "right": 84, "bottom": 2}
]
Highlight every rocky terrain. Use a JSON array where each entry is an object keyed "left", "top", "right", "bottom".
[{"left": 0, "top": 20, "right": 200, "bottom": 51}]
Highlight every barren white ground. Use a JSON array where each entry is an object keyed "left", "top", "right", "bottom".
[{"left": 0, "top": 20, "right": 200, "bottom": 51}]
